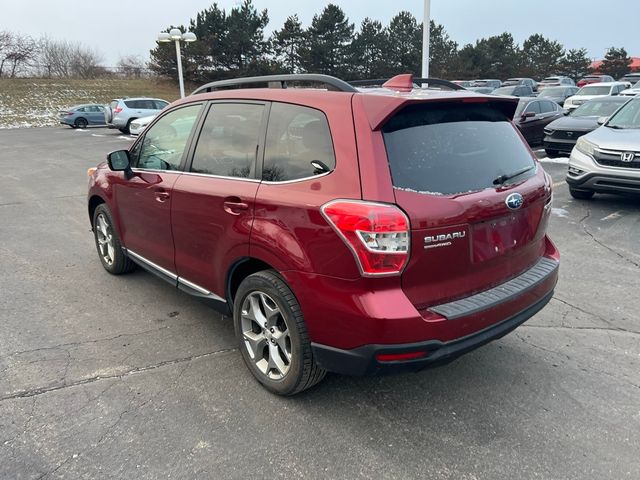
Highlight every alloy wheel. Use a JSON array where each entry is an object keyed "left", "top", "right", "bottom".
[
  {"left": 240, "top": 291, "right": 292, "bottom": 380},
  {"left": 95, "top": 213, "right": 115, "bottom": 265}
]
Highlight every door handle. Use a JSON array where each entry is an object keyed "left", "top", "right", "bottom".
[
  {"left": 223, "top": 200, "right": 249, "bottom": 215},
  {"left": 155, "top": 188, "right": 170, "bottom": 202}
]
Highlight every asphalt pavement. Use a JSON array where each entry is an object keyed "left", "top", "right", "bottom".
[{"left": 0, "top": 126, "right": 638, "bottom": 479}]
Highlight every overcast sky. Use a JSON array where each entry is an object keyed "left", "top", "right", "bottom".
[{"left": 1, "top": 1, "right": 637, "bottom": 66}]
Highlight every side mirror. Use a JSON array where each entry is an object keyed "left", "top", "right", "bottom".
[
  {"left": 521, "top": 111, "right": 536, "bottom": 120},
  {"left": 597, "top": 116, "right": 608, "bottom": 126},
  {"left": 107, "top": 150, "right": 133, "bottom": 178},
  {"left": 563, "top": 109, "right": 570, "bottom": 116}
]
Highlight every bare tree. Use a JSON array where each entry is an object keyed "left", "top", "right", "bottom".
[
  {"left": 37, "top": 37, "right": 105, "bottom": 78},
  {"left": 4, "top": 34, "right": 38, "bottom": 77},
  {"left": 117, "top": 54, "right": 146, "bottom": 78}
]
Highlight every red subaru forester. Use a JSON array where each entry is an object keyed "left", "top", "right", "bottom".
[{"left": 88, "top": 74, "right": 559, "bottom": 395}]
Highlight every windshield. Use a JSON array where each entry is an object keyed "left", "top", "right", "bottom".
[
  {"left": 539, "top": 87, "right": 565, "bottom": 97},
  {"left": 577, "top": 85, "right": 610, "bottom": 96},
  {"left": 382, "top": 103, "right": 535, "bottom": 195},
  {"left": 572, "top": 100, "right": 626, "bottom": 117},
  {"left": 633, "top": 81, "right": 640, "bottom": 89},
  {"left": 607, "top": 99, "right": 640, "bottom": 129}
]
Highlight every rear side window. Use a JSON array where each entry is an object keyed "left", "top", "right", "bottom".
[
  {"left": 154, "top": 100, "right": 169, "bottom": 110},
  {"left": 382, "top": 103, "right": 535, "bottom": 195},
  {"left": 191, "top": 103, "right": 264, "bottom": 178},
  {"left": 262, "top": 103, "right": 335, "bottom": 182}
]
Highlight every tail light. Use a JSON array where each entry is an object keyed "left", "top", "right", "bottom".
[
  {"left": 114, "top": 107, "right": 123, "bottom": 114},
  {"left": 321, "top": 200, "right": 410, "bottom": 276},
  {"left": 65, "top": 112, "right": 74, "bottom": 116}
]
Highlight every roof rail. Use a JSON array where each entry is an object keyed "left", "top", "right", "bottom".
[
  {"left": 349, "top": 77, "right": 464, "bottom": 91},
  {"left": 192, "top": 74, "right": 358, "bottom": 95}
]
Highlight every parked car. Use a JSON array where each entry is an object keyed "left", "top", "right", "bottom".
[
  {"left": 538, "top": 86, "right": 580, "bottom": 105},
  {"left": 621, "top": 81, "right": 640, "bottom": 97},
  {"left": 503, "top": 78, "right": 538, "bottom": 91},
  {"left": 619, "top": 73, "right": 640, "bottom": 84},
  {"left": 538, "top": 76, "right": 575, "bottom": 91},
  {"left": 563, "top": 82, "right": 629, "bottom": 111},
  {"left": 472, "top": 79, "right": 502, "bottom": 89},
  {"left": 513, "top": 97, "right": 565, "bottom": 146},
  {"left": 567, "top": 96, "right": 640, "bottom": 199},
  {"left": 59, "top": 104, "right": 106, "bottom": 129},
  {"left": 492, "top": 85, "right": 535, "bottom": 97},
  {"left": 129, "top": 115, "right": 156, "bottom": 136},
  {"left": 576, "top": 75, "right": 614, "bottom": 88},
  {"left": 104, "top": 98, "right": 169, "bottom": 134},
  {"left": 543, "top": 96, "right": 630, "bottom": 156},
  {"left": 87, "top": 73, "right": 558, "bottom": 395}
]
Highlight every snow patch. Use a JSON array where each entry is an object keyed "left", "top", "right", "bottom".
[
  {"left": 551, "top": 207, "right": 569, "bottom": 218},
  {"left": 539, "top": 157, "right": 569, "bottom": 165}
]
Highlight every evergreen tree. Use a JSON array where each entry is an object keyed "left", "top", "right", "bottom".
[
  {"left": 387, "top": 11, "right": 421, "bottom": 74},
  {"left": 349, "top": 18, "right": 389, "bottom": 79},
  {"left": 521, "top": 34, "right": 565, "bottom": 79},
  {"left": 559, "top": 48, "right": 592, "bottom": 81},
  {"left": 599, "top": 47, "right": 632, "bottom": 80},
  {"left": 271, "top": 15, "right": 306, "bottom": 74},
  {"left": 462, "top": 33, "right": 520, "bottom": 79},
  {"left": 429, "top": 21, "right": 458, "bottom": 78},
  {"left": 222, "top": 0, "right": 270, "bottom": 76},
  {"left": 300, "top": 4, "right": 354, "bottom": 77}
]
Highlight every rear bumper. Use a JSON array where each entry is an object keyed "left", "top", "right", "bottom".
[{"left": 312, "top": 289, "right": 554, "bottom": 376}]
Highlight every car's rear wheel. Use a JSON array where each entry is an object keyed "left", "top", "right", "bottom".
[
  {"left": 569, "top": 187, "right": 595, "bottom": 200},
  {"left": 545, "top": 149, "right": 559, "bottom": 157},
  {"left": 75, "top": 117, "right": 88, "bottom": 129},
  {"left": 92, "top": 204, "right": 135, "bottom": 274},
  {"left": 234, "top": 270, "right": 326, "bottom": 395},
  {"left": 121, "top": 119, "right": 135, "bottom": 134}
]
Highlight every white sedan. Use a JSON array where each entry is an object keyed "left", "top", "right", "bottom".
[
  {"left": 563, "top": 82, "right": 629, "bottom": 111},
  {"left": 129, "top": 115, "right": 157, "bottom": 135}
]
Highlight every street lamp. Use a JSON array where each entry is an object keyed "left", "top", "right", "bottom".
[
  {"left": 421, "top": 0, "right": 431, "bottom": 79},
  {"left": 158, "top": 28, "right": 197, "bottom": 98}
]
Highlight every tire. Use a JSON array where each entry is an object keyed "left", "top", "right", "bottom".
[
  {"left": 92, "top": 204, "right": 135, "bottom": 274},
  {"left": 74, "top": 117, "right": 88, "bottom": 129},
  {"left": 569, "top": 187, "right": 595, "bottom": 200},
  {"left": 233, "top": 270, "right": 326, "bottom": 395},
  {"left": 545, "top": 149, "right": 559, "bottom": 158},
  {"left": 122, "top": 119, "right": 135, "bottom": 134}
]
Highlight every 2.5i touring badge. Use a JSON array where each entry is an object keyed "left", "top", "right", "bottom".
[{"left": 424, "top": 231, "right": 466, "bottom": 249}]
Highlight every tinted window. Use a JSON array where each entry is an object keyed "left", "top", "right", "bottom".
[
  {"left": 262, "top": 103, "right": 335, "bottom": 182},
  {"left": 524, "top": 101, "right": 541, "bottom": 114},
  {"left": 154, "top": 100, "right": 169, "bottom": 110},
  {"left": 191, "top": 103, "right": 264, "bottom": 178},
  {"left": 76, "top": 107, "right": 86, "bottom": 112},
  {"left": 382, "top": 103, "right": 535, "bottom": 195},
  {"left": 539, "top": 101, "right": 557, "bottom": 113},
  {"left": 133, "top": 105, "right": 202, "bottom": 171}
]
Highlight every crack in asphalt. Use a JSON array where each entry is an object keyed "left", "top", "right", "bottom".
[
  {"left": 521, "top": 324, "right": 640, "bottom": 336},
  {"left": 551, "top": 297, "right": 632, "bottom": 333},
  {"left": 0, "top": 326, "right": 173, "bottom": 361},
  {"left": 579, "top": 207, "right": 640, "bottom": 269},
  {"left": 0, "top": 347, "right": 238, "bottom": 403}
]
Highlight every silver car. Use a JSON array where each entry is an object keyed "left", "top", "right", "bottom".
[
  {"left": 567, "top": 97, "right": 640, "bottom": 198},
  {"left": 104, "top": 97, "right": 169, "bottom": 134}
]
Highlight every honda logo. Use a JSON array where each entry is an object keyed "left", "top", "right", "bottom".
[{"left": 621, "top": 152, "right": 635, "bottom": 163}]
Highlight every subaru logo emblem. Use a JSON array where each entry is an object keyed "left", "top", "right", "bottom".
[
  {"left": 506, "top": 193, "right": 524, "bottom": 210},
  {"left": 621, "top": 152, "right": 635, "bottom": 163}
]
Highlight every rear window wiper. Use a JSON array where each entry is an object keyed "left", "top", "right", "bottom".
[{"left": 493, "top": 165, "right": 535, "bottom": 185}]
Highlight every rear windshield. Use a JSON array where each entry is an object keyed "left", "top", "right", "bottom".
[
  {"left": 578, "top": 86, "right": 610, "bottom": 96},
  {"left": 382, "top": 103, "right": 535, "bottom": 196}
]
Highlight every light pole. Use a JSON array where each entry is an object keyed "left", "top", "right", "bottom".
[
  {"left": 421, "top": 0, "right": 431, "bottom": 79},
  {"left": 158, "top": 29, "right": 197, "bottom": 98}
]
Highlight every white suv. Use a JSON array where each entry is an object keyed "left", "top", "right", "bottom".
[
  {"left": 104, "top": 98, "right": 169, "bottom": 134},
  {"left": 564, "top": 82, "right": 629, "bottom": 111}
]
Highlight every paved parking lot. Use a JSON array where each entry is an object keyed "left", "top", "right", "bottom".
[{"left": 1, "top": 126, "right": 639, "bottom": 479}]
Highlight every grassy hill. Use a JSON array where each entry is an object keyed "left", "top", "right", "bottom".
[{"left": 0, "top": 78, "right": 183, "bottom": 129}]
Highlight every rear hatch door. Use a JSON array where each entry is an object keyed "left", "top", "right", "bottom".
[{"left": 381, "top": 100, "right": 551, "bottom": 309}]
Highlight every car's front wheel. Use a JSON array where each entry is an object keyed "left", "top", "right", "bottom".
[
  {"left": 569, "top": 187, "right": 595, "bottom": 200},
  {"left": 234, "top": 270, "right": 326, "bottom": 395},
  {"left": 92, "top": 204, "right": 135, "bottom": 274}
]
